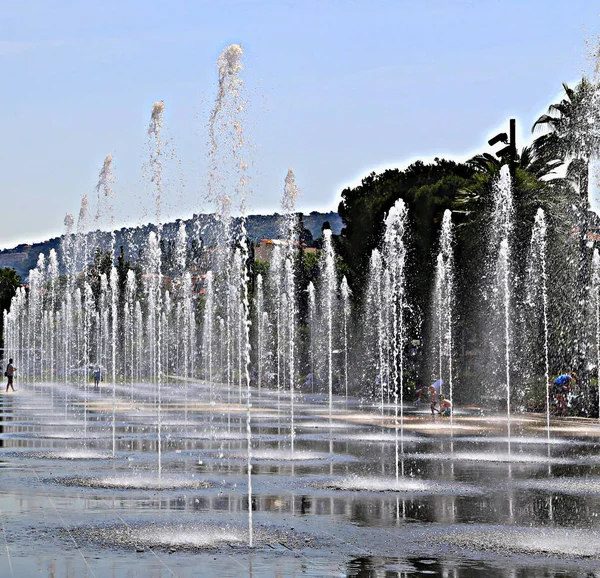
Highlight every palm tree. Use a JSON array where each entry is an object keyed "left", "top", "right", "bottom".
[
  {"left": 532, "top": 77, "right": 600, "bottom": 199},
  {"left": 533, "top": 78, "right": 600, "bottom": 216},
  {"left": 532, "top": 77, "right": 600, "bottom": 395},
  {"left": 467, "top": 144, "right": 563, "bottom": 180}
]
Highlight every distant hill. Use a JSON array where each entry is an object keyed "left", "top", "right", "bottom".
[{"left": 0, "top": 211, "right": 344, "bottom": 281}]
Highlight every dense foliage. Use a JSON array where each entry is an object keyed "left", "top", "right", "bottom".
[{"left": 0, "top": 267, "right": 21, "bottom": 348}]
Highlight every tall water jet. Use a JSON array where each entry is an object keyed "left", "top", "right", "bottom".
[
  {"left": 94, "top": 154, "right": 115, "bottom": 253},
  {"left": 182, "top": 272, "right": 195, "bottom": 395},
  {"left": 486, "top": 166, "right": 515, "bottom": 446},
  {"left": 27, "top": 255, "right": 45, "bottom": 382},
  {"left": 75, "top": 195, "right": 90, "bottom": 276},
  {"left": 320, "top": 229, "right": 337, "bottom": 416},
  {"left": 110, "top": 266, "right": 119, "bottom": 456},
  {"left": 432, "top": 210, "right": 455, "bottom": 410},
  {"left": 134, "top": 301, "right": 143, "bottom": 383},
  {"left": 266, "top": 244, "right": 284, "bottom": 399},
  {"left": 281, "top": 168, "right": 300, "bottom": 449},
  {"left": 72, "top": 286, "right": 82, "bottom": 390},
  {"left": 592, "top": 250, "right": 600, "bottom": 420},
  {"left": 146, "top": 231, "right": 164, "bottom": 475},
  {"left": 382, "top": 199, "right": 408, "bottom": 481},
  {"left": 525, "top": 209, "right": 551, "bottom": 436},
  {"left": 382, "top": 269, "right": 392, "bottom": 407},
  {"left": 365, "top": 249, "right": 388, "bottom": 415},
  {"left": 95, "top": 154, "right": 114, "bottom": 220},
  {"left": 174, "top": 222, "right": 194, "bottom": 400},
  {"left": 47, "top": 250, "right": 59, "bottom": 384},
  {"left": 284, "top": 258, "right": 296, "bottom": 449},
  {"left": 61, "top": 213, "right": 75, "bottom": 384},
  {"left": 144, "top": 98, "right": 168, "bottom": 477},
  {"left": 340, "top": 276, "right": 351, "bottom": 399},
  {"left": 203, "top": 271, "right": 214, "bottom": 433},
  {"left": 307, "top": 282, "right": 316, "bottom": 393},
  {"left": 124, "top": 270, "right": 137, "bottom": 395},
  {"left": 207, "top": 43, "right": 253, "bottom": 547},
  {"left": 83, "top": 282, "right": 94, "bottom": 442},
  {"left": 99, "top": 274, "right": 109, "bottom": 380},
  {"left": 232, "top": 249, "right": 244, "bottom": 404},
  {"left": 255, "top": 274, "right": 264, "bottom": 392},
  {"left": 147, "top": 101, "right": 165, "bottom": 229}
]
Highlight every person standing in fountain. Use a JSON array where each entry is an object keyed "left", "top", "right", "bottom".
[
  {"left": 429, "top": 384, "right": 438, "bottom": 416},
  {"left": 551, "top": 372, "right": 577, "bottom": 417},
  {"left": 93, "top": 366, "right": 101, "bottom": 389},
  {"left": 5, "top": 359, "right": 16, "bottom": 392},
  {"left": 438, "top": 395, "right": 452, "bottom": 417}
]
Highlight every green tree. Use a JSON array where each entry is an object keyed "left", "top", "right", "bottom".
[
  {"left": 0, "top": 268, "right": 22, "bottom": 349},
  {"left": 84, "top": 248, "right": 113, "bottom": 305},
  {"left": 532, "top": 77, "right": 600, "bottom": 386},
  {"left": 337, "top": 158, "right": 475, "bottom": 301}
]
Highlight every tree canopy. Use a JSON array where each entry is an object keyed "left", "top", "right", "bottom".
[{"left": 0, "top": 267, "right": 22, "bottom": 349}]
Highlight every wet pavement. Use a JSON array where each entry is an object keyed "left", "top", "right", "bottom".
[{"left": 1, "top": 381, "right": 600, "bottom": 576}]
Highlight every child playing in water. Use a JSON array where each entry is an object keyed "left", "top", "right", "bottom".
[
  {"left": 414, "top": 382, "right": 426, "bottom": 406},
  {"left": 429, "top": 385, "right": 438, "bottom": 416},
  {"left": 438, "top": 395, "right": 452, "bottom": 417}
]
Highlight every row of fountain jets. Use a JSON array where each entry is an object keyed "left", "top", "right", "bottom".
[
  {"left": 5, "top": 43, "right": 598, "bottom": 549},
  {"left": 5, "top": 43, "right": 599, "bottom": 426},
  {"left": 3, "top": 166, "right": 556, "bottom": 414}
]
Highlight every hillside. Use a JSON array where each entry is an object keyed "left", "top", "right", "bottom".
[{"left": 0, "top": 211, "right": 343, "bottom": 281}]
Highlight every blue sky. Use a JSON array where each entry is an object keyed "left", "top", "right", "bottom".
[{"left": 0, "top": 0, "right": 599, "bottom": 248}]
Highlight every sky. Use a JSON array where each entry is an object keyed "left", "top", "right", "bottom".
[{"left": 0, "top": 0, "right": 599, "bottom": 249}]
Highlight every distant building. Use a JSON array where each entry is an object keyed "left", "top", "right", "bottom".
[
  {"left": 254, "top": 239, "right": 287, "bottom": 263},
  {"left": 254, "top": 239, "right": 317, "bottom": 264}
]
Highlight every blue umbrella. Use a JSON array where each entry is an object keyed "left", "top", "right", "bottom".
[{"left": 431, "top": 379, "right": 443, "bottom": 393}]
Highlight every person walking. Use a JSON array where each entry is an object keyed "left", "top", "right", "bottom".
[
  {"left": 93, "top": 366, "right": 101, "bottom": 389},
  {"left": 5, "top": 359, "right": 16, "bottom": 392}
]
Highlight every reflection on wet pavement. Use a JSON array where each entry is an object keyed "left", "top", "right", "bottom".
[{"left": 1, "top": 381, "right": 600, "bottom": 576}]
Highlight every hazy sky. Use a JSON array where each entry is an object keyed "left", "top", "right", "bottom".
[{"left": 1, "top": 0, "right": 599, "bottom": 248}]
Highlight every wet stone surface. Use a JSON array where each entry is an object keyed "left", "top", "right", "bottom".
[{"left": 1, "top": 382, "right": 600, "bottom": 576}]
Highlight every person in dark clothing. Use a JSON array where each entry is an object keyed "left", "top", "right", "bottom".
[{"left": 5, "top": 359, "right": 16, "bottom": 392}]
